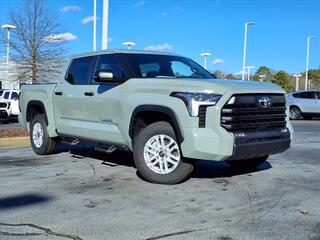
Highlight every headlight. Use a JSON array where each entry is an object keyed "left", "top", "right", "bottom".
[{"left": 170, "top": 92, "right": 222, "bottom": 117}]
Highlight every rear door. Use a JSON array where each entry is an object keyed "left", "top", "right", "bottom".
[
  {"left": 53, "top": 56, "right": 96, "bottom": 138},
  {"left": 10, "top": 91, "right": 20, "bottom": 115},
  {"left": 314, "top": 92, "right": 320, "bottom": 113},
  {"left": 298, "top": 91, "right": 316, "bottom": 113}
]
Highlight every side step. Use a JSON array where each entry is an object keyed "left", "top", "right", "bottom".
[
  {"left": 95, "top": 143, "right": 117, "bottom": 154},
  {"left": 61, "top": 137, "right": 80, "bottom": 146}
]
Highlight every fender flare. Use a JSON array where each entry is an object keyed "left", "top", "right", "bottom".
[{"left": 129, "top": 105, "right": 184, "bottom": 143}]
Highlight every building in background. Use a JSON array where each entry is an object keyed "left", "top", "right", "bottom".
[{"left": 0, "top": 56, "right": 20, "bottom": 90}]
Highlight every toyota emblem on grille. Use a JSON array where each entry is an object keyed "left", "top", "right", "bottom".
[{"left": 257, "top": 96, "right": 271, "bottom": 109}]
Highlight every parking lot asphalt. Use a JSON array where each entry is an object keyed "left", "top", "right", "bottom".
[{"left": 0, "top": 120, "right": 319, "bottom": 240}]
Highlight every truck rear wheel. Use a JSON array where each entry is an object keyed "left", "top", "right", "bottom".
[
  {"left": 227, "top": 156, "right": 269, "bottom": 170},
  {"left": 133, "top": 121, "right": 193, "bottom": 184},
  {"left": 30, "top": 114, "right": 56, "bottom": 155}
]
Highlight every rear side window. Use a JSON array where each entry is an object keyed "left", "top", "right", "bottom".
[
  {"left": 316, "top": 92, "right": 320, "bottom": 99},
  {"left": 65, "top": 56, "right": 95, "bottom": 85},
  {"left": 299, "top": 91, "right": 315, "bottom": 99}
]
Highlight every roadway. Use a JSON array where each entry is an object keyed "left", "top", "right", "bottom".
[{"left": 0, "top": 120, "right": 319, "bottom": 240}]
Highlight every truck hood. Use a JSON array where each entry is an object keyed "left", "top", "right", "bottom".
[{"left": 144, "top": 78, "right": 285, "bottom": 95}]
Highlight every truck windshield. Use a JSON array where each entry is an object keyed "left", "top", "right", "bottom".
[
  {"left": 3, "top": 92, "right": 10, "bottom": 99},
  {"left": 123, "top": 54, "right": 214, "bottom": 79}
]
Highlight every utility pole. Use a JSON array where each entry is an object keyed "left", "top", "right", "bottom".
[
  {"left": 93, "top": 0, "right": 97, "bottom": 51},
  {"left": 305, "top": 36, "right": 316, "bottom": 90},
  {"left": 200, "top": 52, "right": 211, "bottom": 70}
]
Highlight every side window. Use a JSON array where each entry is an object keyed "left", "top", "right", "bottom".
[
  {"left": 139, "top": 63, "right": 160, "bottom": 78},
  {"left": 300, "top": 91, "right": 315, "bottom": 99},
  {"left": 65, "top": 56, "right": 95, "bottom": 85},
  {"left": 11, "top": 92, "right": 19, "bottom": 100},
  {"left": 94, "top": 54, "right": 127, "bottom": 82},
  {"left": 292, "top": 93, "right": 299, "bottom": 98},
  {"left": 316, "top": 92, "right": 320, "bottom": 99},
  {"left": 3, "top": 92, "right": 10, "bottom": 99}
]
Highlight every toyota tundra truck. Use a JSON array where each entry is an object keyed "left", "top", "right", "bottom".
[{"left": 19, "top": 50, "right": 292, "bottom": 184}]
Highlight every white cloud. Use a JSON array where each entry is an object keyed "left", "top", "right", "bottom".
[
  {"left": 44, "top": 32, "right": 77, "bottom": 43},
  {"left": 233, "top": 70, "right": 244, "bottom": 76},
  {"left": 81, "top": 16, "right": 99, "bottom": 24},
  {"left": 212, "top": 58, "right": 225, "bottom": 65},
  {"left": 144, "top": 43, "right": 173, "bottom": 51},
  {"left": 133, "top": 1, "right": 145, "bottom": 7},
  {"left": 161, "top": 11, "right": 168, "bottom": 16},
  {"left": 108, "top": 37, "right": 112, "bottom": 42},
  {"left": 60, "top": 5, "right": 82, "bottom": 13}
]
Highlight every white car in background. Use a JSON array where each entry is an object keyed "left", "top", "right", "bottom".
[
  {"left": 0, "top": 89, "right": 20, "bottom": 123},
  {"left": 288, "top": 90, "right": 320, "bottom": 120}
]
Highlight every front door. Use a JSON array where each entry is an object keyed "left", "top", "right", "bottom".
[{"left": 82, "top": 53, "right": 128, "bottom": 145}]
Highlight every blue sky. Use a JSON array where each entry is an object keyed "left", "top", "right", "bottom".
[{"left": 1, "top": 0, "right": 320, "bottom": 75}]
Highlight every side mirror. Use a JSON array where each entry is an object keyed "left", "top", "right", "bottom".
[{"left": 94, "top": 70, "right": 114, "bottom": 82}]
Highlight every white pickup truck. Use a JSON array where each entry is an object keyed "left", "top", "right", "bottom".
[{"left": 0, "top": 89, "right": 20, "bottom": 123}]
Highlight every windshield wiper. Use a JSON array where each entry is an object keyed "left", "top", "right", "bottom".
[{"left": 155, "top": 76, "right": 176, "bottom": 79}]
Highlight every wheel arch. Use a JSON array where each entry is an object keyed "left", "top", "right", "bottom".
[
  {"left": 129, "top": 105, "right": 184, "bottom": 144},
  {"left": 26, "top": 100, "right": 48, "bottom": 124}
]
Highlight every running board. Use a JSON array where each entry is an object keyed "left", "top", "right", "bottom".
[
  {"left": 61, "top": 137, "right": 80, "bottom": 146},
  {"left": 95, "top": 143, "right": 117, "bottom": 154}
]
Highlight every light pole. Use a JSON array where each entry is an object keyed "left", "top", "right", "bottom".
[
  {"left": 242, "top": 22, "right": 254, "bottom": 80},
  {"left": 1, "top": 24, "right": 16, "bottom": 89},
  {"left": 123, "top": 42, "right": 136, "bottom": 49},
  {"left": 305, "top": 36, "right": 316, "bottom": 90},
  {"left": 200, "top": 52, "right": 211, "bottom": 70},
  {"left": 293, "top": 74, "right": 301, "bottom": 91},
  {"left": 102, "top": 0, "right": 109, "bottom": 50},
  {"left": 245, "top": 66, "right": 255, "bottom": 80},
  {"left": 93, "top": 0, "right": 97, "bottom": 51}
]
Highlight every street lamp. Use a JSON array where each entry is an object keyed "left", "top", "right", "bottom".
[
  {"left": 242, "top": 21, "right": 255, "bottom": 80},
  {"left": 293, "top": 74, "right": 301, "bottom": 91},
  {"left": 305, "top": 36, "right": 316, "bottom": 90},
  {"left": 1, "top": 24, "right": 16, "bottom": 89},
  {"left": 245, "top": 66, "right": 255, "bottom": 80},
  {"left": 200, "top": 52, "right": 211, "bottom": 70},
  {"left": 123, "top": 41, "right": 136, "bottom": 49}
]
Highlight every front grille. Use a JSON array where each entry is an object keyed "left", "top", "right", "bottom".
[
  {"left": 0, "top": 102, "right": 7, "bottom": 108},
  {"left": 221, "top": 94, "right": 287, "bottom": 132}
]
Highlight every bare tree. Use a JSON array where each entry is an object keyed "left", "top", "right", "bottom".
[{"left": 4, "top": 0, "right": 66, "bottom": 84}]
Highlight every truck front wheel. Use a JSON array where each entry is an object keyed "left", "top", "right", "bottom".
[
  {"left": 133, "top": 121, "right": 193, "bottom": 184},
  {"left": 30, "top": 114, "right": 56, "bottom": 155},
  {"left": 227, "top": 156, "right": 269, "bottom": 170}
]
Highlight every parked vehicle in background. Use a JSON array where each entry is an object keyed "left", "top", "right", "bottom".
[
  {"left": 288, "top": 90, "right": 320, "bottom": 120},
  {"left": 0, "top": 89, "right": 7, "bottom": 99},
  {"left": 19, "top": 50, "right": 292, "bottom": 184},
  {"left": 0, "top": 90, "right": 20, "bottom": 123}
]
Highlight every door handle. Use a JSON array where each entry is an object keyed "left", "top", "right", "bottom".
[
  {"left": 55, "top": 91, "right": 63, "bottom": 96},
  {"left": 84, "top": 91, "right": 95, "bottom": 97}
]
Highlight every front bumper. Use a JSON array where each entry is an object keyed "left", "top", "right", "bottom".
[
  {"left": 0, "top": 110, "right": 9, "bottom": 119},
  {"left": 227, "top": 128, "right": 291, "bottom": 160}
]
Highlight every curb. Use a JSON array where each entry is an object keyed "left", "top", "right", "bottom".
[{"left": 0, "top": 137, "right": 30, "bottom": 149}]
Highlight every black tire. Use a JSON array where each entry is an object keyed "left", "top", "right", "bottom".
[
  {"left": 30, "top": 114, "right": 56, "bottom": 155},
  {"left": 227, "top": 156, "right": 269, "bottom": 170},
  {"left": 290, "top": 107, "right": 301, "bottom": 120},
  {"left": 133, "top": 121, "right": 193, "bottom": 184}
]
